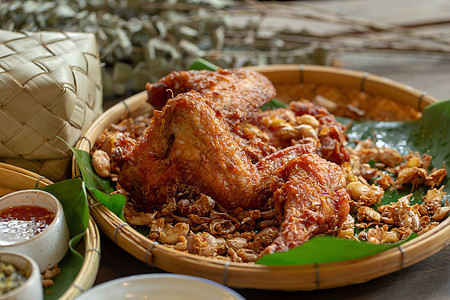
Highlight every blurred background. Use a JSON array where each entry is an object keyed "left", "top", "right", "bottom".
[{"left": 2, "top": 0, "right": 449, "bottom": 104}]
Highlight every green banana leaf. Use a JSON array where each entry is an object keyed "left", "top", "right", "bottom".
[
  {"left": 188, "top": 57, "right": 219, "bottom": 71},
  {"left": 346, "top": 100, "right": 450, "bottom": 207},
  {"left": 256, "top": 234, "right": 417, "bottom": 266},
  {"left": 34, "top": 178, "right": 90, "bottom": 299},
  {"left": 70, "top": 145, "right": 126, "bottom": 220}
]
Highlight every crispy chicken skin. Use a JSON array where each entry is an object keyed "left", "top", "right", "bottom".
[
  {"left": 117, "top": 90, "right": 316, "bottom": 210},
  {"left": 263, "top": 153, "right": 350, "bottom": 254},
  {"left": 145, "top": 68, "right": 276, "bottom": 124}
]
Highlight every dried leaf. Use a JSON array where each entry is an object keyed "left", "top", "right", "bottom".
[
  {"left": 101, "top": 67, "right": 114, "bottom": 97},
  {"left": 112, "top": 61, "right": 132, "bottom": 83},
  {"left": 55, "top": 3, "right": 76, "bottom": 18},
  {"left": 148, "top": 57, "right": 173, "bottom": 82},
  {"left": 116, "top": 27, "right": 133, "bottom": 56},
  {"left": 212, "top": 26, "right": 225, "bottom": 50},
  {"left": 154, "top": 19, "right": 167, "bottom": 37},
  {"left": 179, "top": 39, "right": 205, "bottom": 57},
  {"left": 131, "top": 62, "right": 152, "bottom": 91},
  {"left": 145, "top": 38, "right": 180, "bottom": 61},
  {"left": 178, "top": 25, "right": 199, "bottom": 38}
]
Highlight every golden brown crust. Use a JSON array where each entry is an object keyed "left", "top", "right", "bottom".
[{"left": 146, "top": 68, "right": 277, "bottom": 125}]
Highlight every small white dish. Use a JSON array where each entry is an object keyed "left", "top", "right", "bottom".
[
  {"left": 0, "top": 190, "right": 69, "bottom": 272},
  {"left": 0, "top": 252, "right": 43, "bottom": 300},
  {"left": 75, "top": 274, "right": 245, "bottom": 300}
]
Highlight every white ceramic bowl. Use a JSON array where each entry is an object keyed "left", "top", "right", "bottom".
[
  {"left": 0, "top": 190, "right": 70, "bottom": 272},
  {"left": 75, "top": 274, "right": 245, "bottom": 300},
  {"left": 0, "top": 252, "right": 43, "bottom": 300}
]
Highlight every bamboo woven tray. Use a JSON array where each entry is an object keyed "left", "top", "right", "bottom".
[
  {"left": 74, "top": 64, "right": 449, "bottom": 290},
  {"left": 0, "top": 162, "right": 101, "bottom": 299}
]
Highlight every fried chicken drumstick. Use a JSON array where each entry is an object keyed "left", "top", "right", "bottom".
[{"left": 113, "top": 68, "right": 350, "bottom": 254}]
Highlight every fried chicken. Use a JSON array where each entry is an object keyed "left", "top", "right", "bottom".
[
  {"left": 145, "top": 68, "right": 277, "bottom": 125},
  {"left": 113, "top": 68, "right": 351, "bottom": 254},
  {"left": 117, "top": 90, "right": 316, "bottom": 210},
  {"left": 263, "top": 153, "right": 350, "bottom": 254}
]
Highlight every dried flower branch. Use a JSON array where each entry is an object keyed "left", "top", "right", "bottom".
[{"left": 1, "top": 0, "right": 448, "bottom": 97}]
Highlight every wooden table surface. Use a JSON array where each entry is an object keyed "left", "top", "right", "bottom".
[{"left": 96, "top": 1, "right": 450, "bottom": 299}]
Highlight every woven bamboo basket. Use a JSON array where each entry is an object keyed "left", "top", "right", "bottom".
[
  {"left": 0, "top": 30, "right": 103, "bottom": 182},
  {"left": 74, "top": 64, "right": 449, "bottom": 290},
  {"left": 0, "top": 162, "right": 101, "bottom": 299}
]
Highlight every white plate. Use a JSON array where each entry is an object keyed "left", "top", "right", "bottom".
[{"left": 76, "top": 274, "right": 245, "bottom": 300}]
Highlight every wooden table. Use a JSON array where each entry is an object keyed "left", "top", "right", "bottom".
[{"left": 96, "top": 0, "right": 450, "bottom": 298}]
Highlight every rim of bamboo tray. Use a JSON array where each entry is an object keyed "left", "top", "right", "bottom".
[
  {"left": 73, "top": 64, "right": 448, "bottom": 291},
  {"left": 0, "top": 162, "right": 101, "bottom": 299},
  {"left": 245, "top": 64, "right": 437, "bottom": 111}
]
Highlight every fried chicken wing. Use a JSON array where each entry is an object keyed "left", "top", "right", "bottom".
[
  {"left": 117, "top": 90, "right": 316, "bottom": 210},
  {"left": 263, "top": 153, "right": 350, "bottom": 254},
  {"left": 145, "top": 68, "right": 276, "bottom": 124},
  {"left": 119, "top": 90, "right": 255, "bottom": 209}
]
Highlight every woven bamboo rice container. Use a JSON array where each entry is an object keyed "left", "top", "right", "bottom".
[
  {"left": 0, "top": 30, "right": 103, "bottom": 182},
  {"left": 0, "top": 162, "right": 100, "bottom": 299},
  {"left": 74, "top": 64, "right": 449, "bottom": 290}
]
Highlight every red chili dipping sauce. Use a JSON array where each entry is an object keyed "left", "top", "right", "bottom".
[{"left": 0, "top": 205, "right": 55, "bottom": 246}]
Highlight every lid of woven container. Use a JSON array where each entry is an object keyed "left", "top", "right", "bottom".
[{"left": 0, "top": 30, "right": 102, "bottom": 161}]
